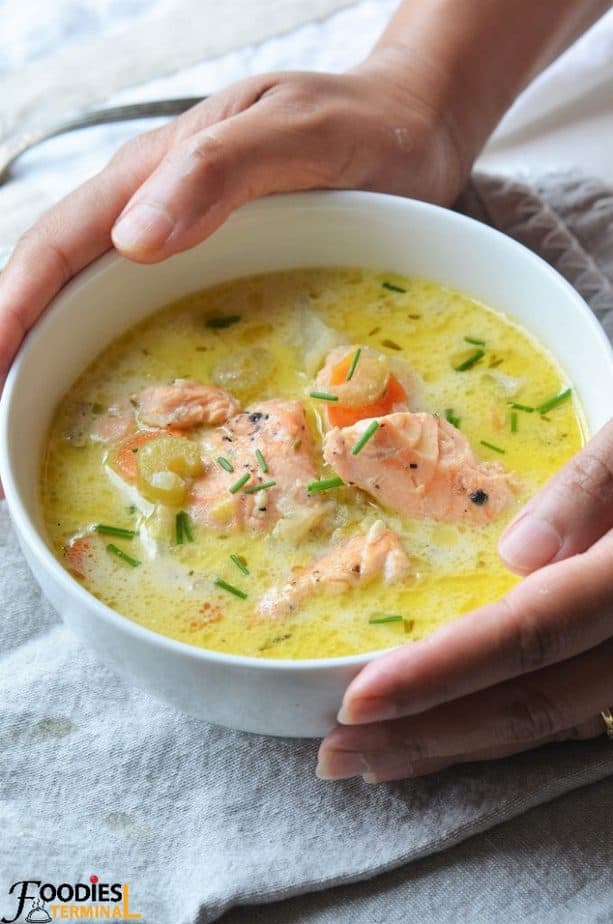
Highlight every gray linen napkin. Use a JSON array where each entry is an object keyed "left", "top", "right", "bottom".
[{"left": 1, "top": 171, "right": 612, "bottom": 924}]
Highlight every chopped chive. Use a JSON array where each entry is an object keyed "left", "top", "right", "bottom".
[
  {"left": 346, "top": 347, "right": 362, "bottom": 381},
  {"left": 175, "top": 512, "right": 184, "bottom": 546},
  {"left": 214, "top": 577, "right": 247, "bottom": 599},
  {"left": 368, "top": 613, "right": 403, "bottom": 625},
  {"left": 309, "top": 391, "right": 339, "bottom": 402},
  {"left": 243, "top": 480, "right": 277, "bottom": 494},
  {"left": 309, "top": 391, "right": 338, "bottom": 401},
  {"left": 454, "top": 349, "right": 485, "bottom": 372},
  {"left": 464, "top": 336, "right": 486, "bottom": 346},
  {"left": 444, "top": 409, "right": 461, "bottom": 429},
  {"left": 307, "top": 476, "right": 344, "bottom": 493},
  {"left": 536, "top": 388, "right": 572, "bottom": 415},
  {"left": 511, "top": 402, "right": 535, "bottom": 413},
  {"left": 204, "top": 315, "right": 241, "bottom": 329},
  {"left": 217, "top": 456, "right": 234, "bottom": 473},
  {"left": 382, "top": 282, "right": 406, "bottom": 293},
  {"left": 255, "top": 448, "right": 268, "bottom": 473},
  {"left": 106, "top": 544, "right": 140, "bottom": 567},
  {"left": 351, "top": 420, "right": 380, "bottom": 456},
  {"left": 180, "top": 511, "right": 194, "bottom": 543},
  {"left": 381, "top": 339, "right": 402, "bottom": 350},
  {"left": 95, "top": 524, "right": 137, "bottom": 539},
  {"left": 230, "top": 553, "right": 250, "bottom": 576},
  {"left": 480, "top": 439, "right": 506, "bottom": 454},
  {"left": 510, "top": 411, "right": 518, "bottom": 433},
  {"left": 229, "top": 472, "right": 250, "bottom": 494}
]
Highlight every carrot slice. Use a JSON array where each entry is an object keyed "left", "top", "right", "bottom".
[{"left": 326, "top": 353, "right": 408, "bottom": 428}]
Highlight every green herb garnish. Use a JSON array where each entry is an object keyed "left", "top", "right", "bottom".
[
  {"left": 351, "top": 420, "right": 380, "bottom": 456},
  {"left": 511, "top": 402, "right": 535, "bottom": 413},
  {"left": 510, "top": 411, "right": 518, "bottom": 433},
  {"left": 243, "top": 480, "right": 277, "bottom": 494},
  {"left": 214, "top": 577, "right": 247, "bottom": 599},
  {"left": 309, "top": 391, "right": 339, "bottom": 402},
  {"left": 204, "top": 315, "right": 241, "bottom": 329},
  {"left": 382, "top": 282, "right": 406, "bottom": 293},
  {"left": 229, "top": 473, "right": 250, "bottom": 494},
  {"left": 346, "top": 347, "right": 362, "bottom": 381},
  {"left": 381, "top": 339, "right": 402, "bottom": 350},
  {"left": 536, "top": 388, "right": 572, "bottom": 415},
  {"left": 106, "top": 544, "right": 140, "bottom": 567},
  {"left": 217, "top": 456, "right": 234, "bottom": 473},
  {"left": 95, "top": 524, "right": 137, "bottom": 539},
  {"left": 255, "top": 449, "right": 268, "bottom": 473},
  {"left": 454, "top": 349, "right": 485, "bottom": 372},
  {"left": 175, "top": 511, "right": 194, "bottom": 545},
  {"left": 444, "top": 409, "right": 461, "bottom": 429},
  {"left": 230, "top": 554, "right": 250, "bottom": 576},
  {"left": 307, "top": 476, "right": 344, "bottom": 493},
  {"left": 480, "top": 439, "right": 506, "bottom": 454},
  {"left": 464, "top": 336, "right": 486, "bottom": 346},
  {"left": 368, "top": 614, "right": 403, "bottom": 625}
]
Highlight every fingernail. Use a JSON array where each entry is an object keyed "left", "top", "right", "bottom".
[
  {"left": 499, "top": 514, "right": 562, "bottom": 572},
  {"left": 112, "top": 203, "right": 174, "bottom": 253},
  {"left": 338, "top": 697, "right": 397, "bottom": 725},
  {"left": 316, "top": 750, "right": 371, "bottom": 781}
]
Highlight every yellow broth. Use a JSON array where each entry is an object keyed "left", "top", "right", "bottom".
[{"left": 41, "top": 269, "right": 583, "bottom": 658}]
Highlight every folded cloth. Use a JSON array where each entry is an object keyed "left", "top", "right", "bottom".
[{"left": 1, "top": 172, "right": 612, "bottom": 924}]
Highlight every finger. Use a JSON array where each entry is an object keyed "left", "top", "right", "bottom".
[
  {"left": 111, "top": 80, "right": 350, "bottom": 261},
  {"left": 338, "top": 529, "right": 613, "bottom": 724},
  {"left": 498, "top": 419, "right": 613, "bottom": 575},
  {"left": 359, "top": 719, "right": 603, "bottom": 783},
  {"left": 318, "top": 640, "right": 612, "bottom": 781},
  {"left": 0, "top": 79, "right": 275, "bottom": 389},
  {"left": 0, "top": 127, "right": 170, "bottom": 388}
]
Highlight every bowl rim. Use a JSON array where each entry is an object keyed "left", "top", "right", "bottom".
[{"left": 1, "top": 189, "right": 612, "bottom": 673}]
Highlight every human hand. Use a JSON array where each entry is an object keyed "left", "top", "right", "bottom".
[
  {"left": 317, "top": 421, "right": 613, "bottom": 783},
  {"left": 0, "top": 55, "right": 466, "bottom": 401}
]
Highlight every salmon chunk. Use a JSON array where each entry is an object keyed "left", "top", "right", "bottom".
[
  {"left": 133, "top": 379, "right": 240, "bottom": 429},
  {"left": 324, "top": 412, "right": 518, "bottom": 525},
  {"left": 316, "top": 345, "right": 412, "bottom": 428},
  {"left": 256, "top": 520, "right": 411, "bottom": 619},
  {"left": 189, "top": 399, "right": 330, "bottom": 535}
]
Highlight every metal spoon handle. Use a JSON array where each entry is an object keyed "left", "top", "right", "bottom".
[{"left": 0, "top": 96, "right": 206, "bottom": 183}]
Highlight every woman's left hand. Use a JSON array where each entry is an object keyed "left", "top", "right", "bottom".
[{"left": 317, "top": 420, "right": 613, "bottom": 783}]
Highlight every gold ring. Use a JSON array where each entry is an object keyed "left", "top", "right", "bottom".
[{"left": 601, "top": 708, "right": 613, "bottom": 739}]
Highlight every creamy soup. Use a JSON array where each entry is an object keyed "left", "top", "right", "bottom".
[{"left": 41, "top": 269, "right": 583, "bottom": 659}]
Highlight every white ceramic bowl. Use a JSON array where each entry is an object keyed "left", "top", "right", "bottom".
[{"left": 2, "top": 191, "right": 612, "bottom": 737}]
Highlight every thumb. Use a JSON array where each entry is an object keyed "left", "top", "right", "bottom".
[
  {"left": 498, "top": 418, "right": 613, "bottom": 575},
  {"left": 110, "top": 78, "right": 343, "bottom": 262}
]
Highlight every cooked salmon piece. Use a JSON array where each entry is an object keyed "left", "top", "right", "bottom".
[
  {"left": 133, "top": 379, "right": 240, "bottom": 429},
  {"left": 256, "top": 520, "right": 411, "bottom": 619},
  {"left": 315, "top": 345, "right": 412, "bottom": 428},
  {"left": 323, "top": 412, "right": 519, "bottom": 525},
  {"left": 189, "top": 399, "right": 330, "bottom": 535},
  {"left": 91, "top": 414, "right": 135, "bottom": 444}
]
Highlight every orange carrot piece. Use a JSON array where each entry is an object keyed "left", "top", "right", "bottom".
[{"left": 327, "top": 358, "right": 407, "bottom": 428}]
